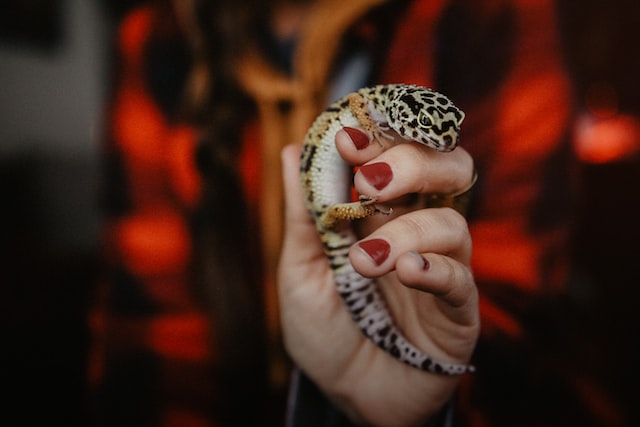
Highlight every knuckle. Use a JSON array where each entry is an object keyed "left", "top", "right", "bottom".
[
  {"left": 437, "top": 208, "right": 471, "bottom": 244},
  {"left": 439, "top": 256, "right": 474, "bottom": 304},
  {"left": 441, "top": 256, "right": 459, "bottom": 282},
  {"left": 399, "top": 212, "right": 432, "bottom": 237}
]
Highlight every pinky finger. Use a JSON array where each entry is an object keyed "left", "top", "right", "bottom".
[{"left": 396, "top": 251, "right": 476, "bottom": 310}]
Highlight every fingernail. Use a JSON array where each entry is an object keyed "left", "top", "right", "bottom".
[
  {"left": 359, "top": 162, "right": 393, "bottom": 191},
  {"left": 344, "top": 127, "right": 370, "bottom": 150},
  {"left": 408, "top": 251, "right": 431, "bottom": 271},
  {"left": 358, "top": 238, "right": 391, "bottom": 266}
]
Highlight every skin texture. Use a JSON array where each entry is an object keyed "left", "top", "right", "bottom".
[{"left": 278, "top": 128, "right": 480, "bottom": 426}]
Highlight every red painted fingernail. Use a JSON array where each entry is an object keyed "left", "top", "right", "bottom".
[
  {"left": 344, "top": 127, "right": 370, "bottom": 150},
  {"left": 409, "top": 251, "right": 431, "bottom": 271},
  {"left": 358, "top": 238, "right": 391, "bottom": 266},
  {"left": 359, "top": 162, "right": 393, "bottom": 190}
]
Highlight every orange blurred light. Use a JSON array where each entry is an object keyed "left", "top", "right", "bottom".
[
  {"left": 112, "top": 86, "right": 168, "bottom": 169},
  {"left": 119, "top": 7, "right": 153, "bottom": 64},
  {"left": 574, "top": 113, "right": 640, "bottom": 164},
  {"left": 148, "top": 314, "right": 213, "bottom": 361},
  {"left": 115, "top": 209, "right": 192, "bottom": 277},
  {"left": 167, "top": 126, "right": 201, "bottom": 207}
]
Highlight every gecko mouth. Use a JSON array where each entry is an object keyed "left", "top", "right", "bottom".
[{"left": 426, "top": 135, "right": 457, "bottom": 152}]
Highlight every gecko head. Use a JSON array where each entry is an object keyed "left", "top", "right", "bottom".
[{"left": 388, "top": 86, "right": 465, "bottom": 152}]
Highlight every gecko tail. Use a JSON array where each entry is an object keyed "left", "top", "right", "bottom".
[{"left": 336, "top": 268, "right": 474, "bottom": 375}]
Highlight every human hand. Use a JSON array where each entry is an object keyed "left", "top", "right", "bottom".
[{"left": 278, "top": 127, "right": 479, "bottom": 427}]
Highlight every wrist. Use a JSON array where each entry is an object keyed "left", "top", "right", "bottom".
[{"left": 318, "top": 345, "right": 461, "bottom": 426}]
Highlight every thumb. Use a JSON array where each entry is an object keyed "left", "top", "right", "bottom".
[
  {"left": 279, "top": 144, "right": 324, "bottom": 268},
  {"left": 281, "top": 144, "right": 310, "bottom": 226}
]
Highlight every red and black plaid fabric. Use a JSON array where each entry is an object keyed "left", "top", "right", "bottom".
[{"left": 89, "top": 5, "right": 225, "bottom": 426}]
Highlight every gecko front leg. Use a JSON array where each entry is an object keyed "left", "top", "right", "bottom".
[
  {"left": 347, "top": 93, "right": 395, "bottom": 146},
  {"left": 320, "top": 195, "right": 391, "bottom": 230}
]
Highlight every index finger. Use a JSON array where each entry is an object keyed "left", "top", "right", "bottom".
[{"left": 353, "top": 143, "right": 475, "bottom": 203}]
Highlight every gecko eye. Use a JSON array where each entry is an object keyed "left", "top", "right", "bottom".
[{"left": 418, "top": 111, "right": 433, "bottom": 128}]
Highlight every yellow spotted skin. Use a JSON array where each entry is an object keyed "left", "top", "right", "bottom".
[{"left": 300, "top": 84, "right": 474, "bottom": 375}]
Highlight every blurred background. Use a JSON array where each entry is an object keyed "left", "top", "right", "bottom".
[{"left": 1, "top": 0, "right": 639, "bottom": 425}]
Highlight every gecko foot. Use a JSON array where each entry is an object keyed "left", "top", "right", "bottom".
[
  {"left": 321, "top": 196, "right": 392, "bottom": 229},
  {"left": 359, "top": 195, "right": 392, "bottom": 215}
]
